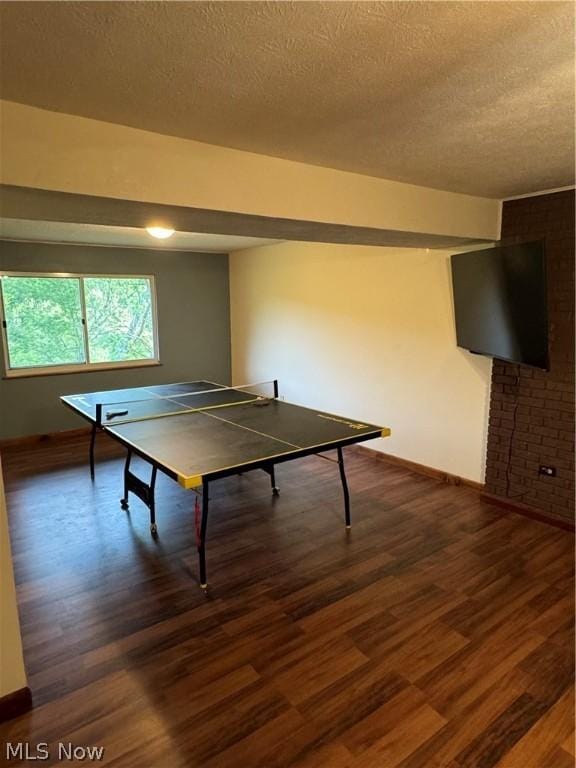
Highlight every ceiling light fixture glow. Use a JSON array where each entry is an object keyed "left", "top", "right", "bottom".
[{"left": 146, "top": 226, "right": 175, "bottom": 240}]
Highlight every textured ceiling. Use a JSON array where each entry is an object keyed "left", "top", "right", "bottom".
[
  {"left": 0, "top": 219, "right": 281, "bottom": 253},
  {"left": 0, "top": 1, "right": 574, "bottom": 199}
]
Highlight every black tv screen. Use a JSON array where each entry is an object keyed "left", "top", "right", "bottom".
[{"left": 451, "top": 241, "right": 548, "bottom": 369}]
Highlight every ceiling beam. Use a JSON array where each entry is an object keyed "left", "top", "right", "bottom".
[{"left": 0, "top": 185, "right": 491, "bottom": 250}]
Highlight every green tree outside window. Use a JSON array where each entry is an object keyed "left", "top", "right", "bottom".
[{"left": 0, "top": 274, "right": 157, "bottom": 371}]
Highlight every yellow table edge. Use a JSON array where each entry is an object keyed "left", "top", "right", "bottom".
[
  {"left": 177, "top": 428, "right": 391, "bottom": 489},
  {"left": 178, "top": 474, "right": 203, "bottom": 489}
]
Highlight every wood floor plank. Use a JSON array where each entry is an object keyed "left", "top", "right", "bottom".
[
  {"left": 561, "top": 727, "right": 575, "bottom": 757},
  {"left": 340, "top": 684, "right": 445, "bottom": 757},
  {"left": 375, "top": 620, "right": 469, "bottom": 684},
  {"left": 0, "top": 433, "right": 573, "bottom": 767},
  {"left": 396, "top": 667, "right": 530, "bottom": 768},
  {"left": 494, "top": 687, "right": 575, "bottom": 768},
  {"left": 203, "top": 708, "right": 307, "bottom": 768},
  {"left": 297, "top": 660, "right": 408, "bottom": 743},
  {"left": 264, "top": 635, "right": 369, "bottom": 706},
  {"left": 349, "top": 590, "right": 468, "bottom": 660},
  {"left": 454, "top": 693, "right": 549, "bottom": 768},
  {"left": 539, "top": 747, "right": 576, "bottom": 768},
  {"left": 416, "top": 622, "right": 546, "bottom": 719},
  {"left": 349, "top": 692, "right": 447, "bottom": 767},
  {"left": 519, "top": 637, "right": 575, "bottom": 707}
]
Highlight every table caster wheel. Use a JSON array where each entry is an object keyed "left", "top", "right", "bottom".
[
  {"left": 120, "top": 499, "right": 129, "bottom": 510},
  {"left": 150, "top": 523, "right": 158, "bottom": 534},
  {"left": 272, "top": 487, "right": 280, "bottom": 496},
  {"left": 200, "top": 583, "right": 208, "bottom": 590}
]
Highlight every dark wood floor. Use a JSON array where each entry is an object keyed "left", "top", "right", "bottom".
[{"left": 0, "top": 434, "right": 574, "bottom": 767}]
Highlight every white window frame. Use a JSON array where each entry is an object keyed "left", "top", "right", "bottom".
[{"left": 0, "top": 271, "right": 161, "bottom": 378}]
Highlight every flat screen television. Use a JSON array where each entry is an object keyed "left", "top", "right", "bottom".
[{"left": 451, "top": 241, "right": 548, "bottom": 369}]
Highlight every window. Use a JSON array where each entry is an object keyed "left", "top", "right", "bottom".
[{"left": 0, "top": 273, "right": 159, "bottom": 376}]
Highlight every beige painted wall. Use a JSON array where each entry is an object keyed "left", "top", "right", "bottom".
[
  {"left": 230, "top": 242, "right": 492, "bottom": 483},
  {"left": 0, "top": 458, "right": 27, "bottom": 698},
  {"left": 0, "top": 101, "right": 501, "bottom": 240}
]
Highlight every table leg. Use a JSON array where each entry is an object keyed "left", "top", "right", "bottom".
[
  {"left": 120, "top": 450, "right": 132, "bottom": 510},
  {"left": 149, "top": 466, "right": 158, "bottom": 534},
  {"left": 268, "top": 464, "right": 280, "bottom": 496},
  {"left": 337, "top": 447, "right": 351, "bottom": 528},
  {"left": 89, "top": 422, "right": 97, "bottom": 481},
  {"left": 198, "top": 482, "right": 210, "bottom": 589}
]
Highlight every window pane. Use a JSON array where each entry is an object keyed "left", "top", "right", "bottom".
[
  {"left": 84, "top": 277, "right": 155, "bottom": 363},
  {"left": 1, "top": 276, "right": 86, "bottom": 368}
]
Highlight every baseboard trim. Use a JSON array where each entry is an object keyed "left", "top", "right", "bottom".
[
  {"left": 0, "top": 686, "right": 33, "bottom": 723},
  {"left": 350, "top": 445, "right": 573, "bottom": 530},
  {"left": 480, "top": 493, "right": 575, "bottom": 532},
  {"left": 350, "top": 445, "right": 484, "bottom": 490},
  {"left": 0, "top": 427, "right": 92, "bottom": 450}
]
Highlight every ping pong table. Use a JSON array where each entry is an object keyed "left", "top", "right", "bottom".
[{"left": 61, "top": 380, "right": 390, "bottom": 588}]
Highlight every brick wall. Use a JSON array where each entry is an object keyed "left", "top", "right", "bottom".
[{"left": 485, "top": 190, "right": 575, "bottom": 521}]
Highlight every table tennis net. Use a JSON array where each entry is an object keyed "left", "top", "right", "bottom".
[{"left": 97, "top": 381, "right": 277, "bottom": 426}]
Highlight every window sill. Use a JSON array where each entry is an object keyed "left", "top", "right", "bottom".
[{"left": 3, "top": 360, "right": 162, "bottom": 380}]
